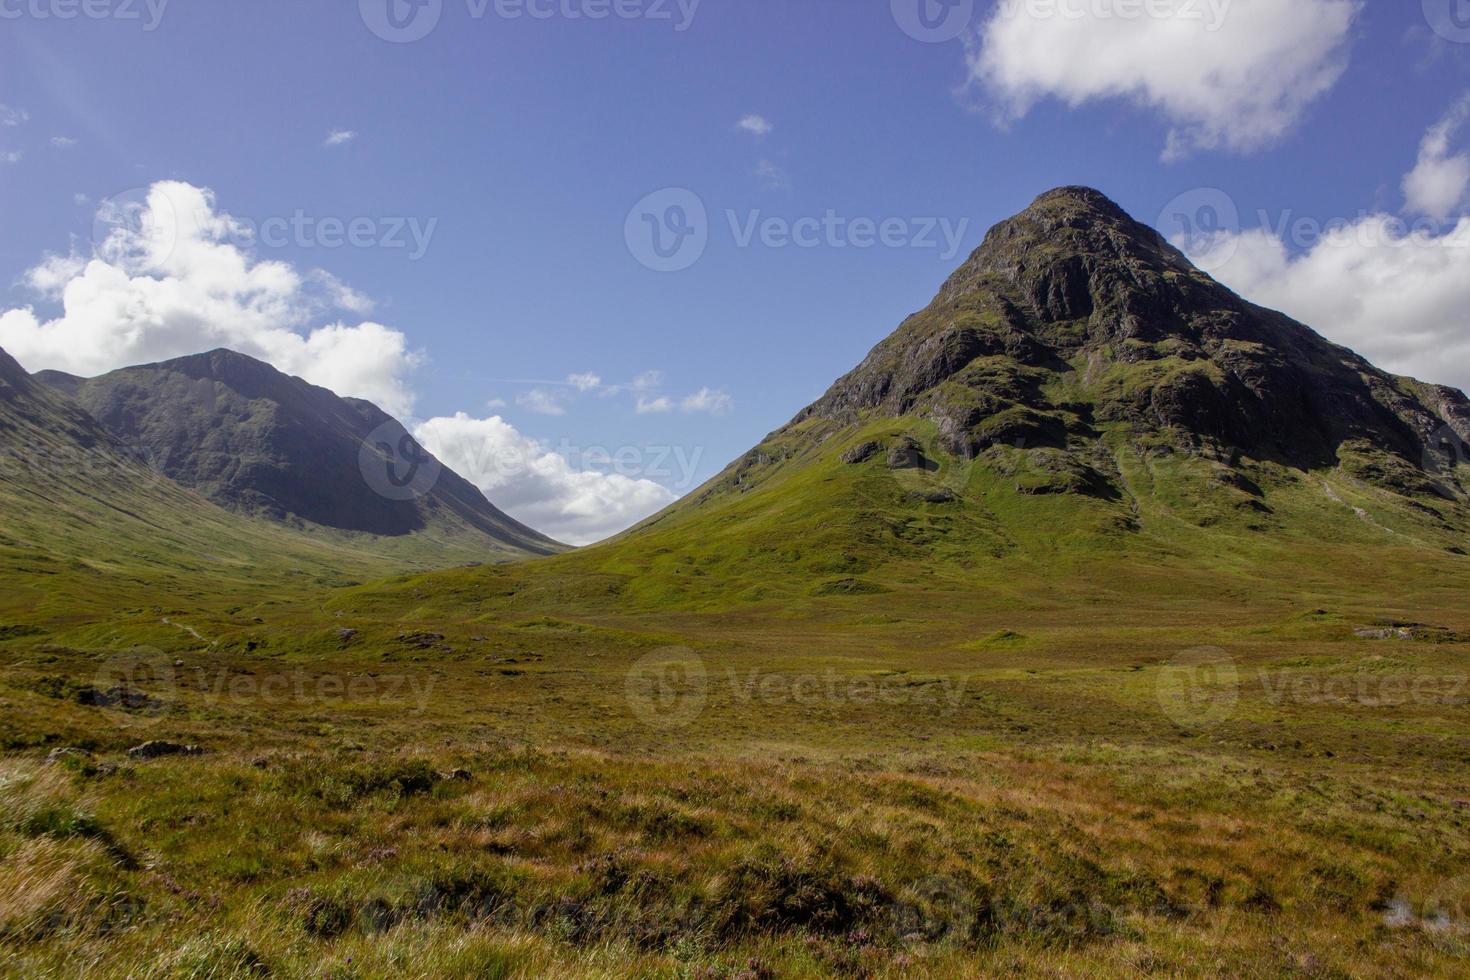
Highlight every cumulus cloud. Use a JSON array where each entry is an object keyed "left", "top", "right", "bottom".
[
  {"left": 50, "top": 136, "right": 78, "bottom": 149},
  {"left": 605, "top": 370, "right": 663, "bottom": 397},
  {"left": 516, "top": 388, "right": 569, "bottom": 416},
  {"left": 308, "top": 269, "right": 376, "bottom": 315},
  {"left": 635, "top": 395, "right": 673, "bottom": 414},
  {"left": 1175, "top": 105, "right": 1470, "bottom": 393},
  {"left": 0, "top": 103, "right": 26, "bottom": 127},
  {"left": 967, "top": 0, "right": 1360, "bottom": 160},
  {"left": 0, "top": 180, "right": 420, "bottom": 416},
  {"left": 1191, "top": 218, "right": 1470, "bottom": 393},
  {"left": 1404, "top": 95, "right": 1470, "bottom": 222},
  {"left": 414, "top": 412, "right": 678, "bottom": 545},
  {"left": 0, "top": 180, "right": 711, "bottom": 543},
  {"left": 502, "top": 369, "right": 728, "bottom": 418},
  {"left": 22, "top": 253, "right": 86, "bottom": 300},
  {"left": 680, "top": 387, "right": 733, "bottom": 414},
  {"left": 324, "top": 129, "right": 358, "bottom": 147},
  {"left": 737, "top": 114, "right": 773, "bottom": 137},
  {"left": 636, "top": 387, "right": 732, "bottom": 414},
  {"left": 0, "top": 151, "right": 20, "bottom": 165}
]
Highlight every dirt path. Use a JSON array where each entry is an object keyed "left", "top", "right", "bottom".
[{"left": 161, "top": 617, "right": 208, "bottom": 644}]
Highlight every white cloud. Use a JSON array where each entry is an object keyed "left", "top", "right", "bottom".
[
  {"left": 414, "top": 412, "right": 677, "bottom": 545},
  {"left": 1404, "top": 95, "right": 1470, "bottom": 222},
  {"left": 516, "top": 388, "right": 569, "bottom": 416},
  {"left": 1190, "top": 218, "right": 1470, "bottom": 393},
  {"left": 50, "top": 136, "right": 78, "bottom": 149},
  {"left": 1174, "top": 103, "right": 1470, "bottom": 393},
  {"left": 680, "top": 387, "right": 733, "bottom": 414},
  {"left": 0, "top": 180, "right": 420, "bottom": 416},
  {"left": 502, "top": 370, "right": 724, "bottom": 418},
  {"left": 324, "top": 129, "right": 358, "bottom": 147},
  {"left": 620, "top": 370, "right": 663, "bottom": 395},
  {"left": 635, "top": 395, "right": 673, "bottom": 414},
  {"left": 0, "top": 104, "right": 26, "bottom": 127},
  {"left": 737, "top": 114, "right": 773, "bottom": 137},
  {"left": 0, "top": 179, "right": 713, "bottom": 544},
  {"left": 755, "top": 159, "right": 789, "bottom": 189},
  {"left": 0, "top": 151, "right": 20, "bottom": 165},
  {"left": 308, "top": 269, "right": 376, "bottom": 315},
  {"left": 635, "top": 387, "right": 732, "bottom": 415},
  {"left": 73, "top": 193, "right": 90, "bottom": 206},
  {"left": 22, "top": 253, "right": 86, "bottom": 300},
  {"left": 967, "top": 0, "right": 1360, "bottom": 160}
]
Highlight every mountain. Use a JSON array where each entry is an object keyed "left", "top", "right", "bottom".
[
  {"left": 0, "top": 345, "right": 464, "bottom": 626},
  {"left": 1, "top": 345, "right": 119, "bottom": 458},
  {"left": 782, "top": 186, "right": 1470, "bottom": 490},
  {"left": 36, "top": 349, "right": 563, "bottom": 561},
  {"left": 393, "top": 186, "right": 1470, "bottom": 613},
  {"left": 684, "top": 186, "right": 1470, "bottom": 514}
]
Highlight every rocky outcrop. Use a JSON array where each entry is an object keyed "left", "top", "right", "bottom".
[
  {"left": 787, "top": 187, "right": 1470, "bottom": 496},
  {"left": 127, "top": 741, "right": 205, "bottom": 760}
]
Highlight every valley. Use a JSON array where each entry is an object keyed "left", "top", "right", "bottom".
[{"left": 3, "top": 188, "right": 1470, "bottom": 977}]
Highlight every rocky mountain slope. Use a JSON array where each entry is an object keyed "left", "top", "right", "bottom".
[
  {"left": 455, "top": 186, "right": 1470, "bottom": 612},
  {"left": 37, "top": 349, "right": 562, "bottom": 558},
  {"left": 1, "top": 346, "right": 447, "bottom": 622},
  {"left": 782, "top": 186, "right": 1470, "bottom": 497}
]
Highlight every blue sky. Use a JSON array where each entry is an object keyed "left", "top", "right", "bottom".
[{"left": 3, "top": 0, "right": 1470, "bottom": 542}]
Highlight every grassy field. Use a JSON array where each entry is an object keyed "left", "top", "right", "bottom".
[
  {"left": 5, "top": 358, "right": 1470, "bottom": 976},
  {"left": 4, "top": 533, "right": 1470, "bottom": 977}
]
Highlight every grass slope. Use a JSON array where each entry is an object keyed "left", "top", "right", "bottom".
[
  {"left": 0, "top": 348, "right": 524, "bottom": 636},
  {"left": 4, "top": 412, "right": 1470, "bottom": 975},
  {"left": 34, "top": 348, "right": 564, "bottom": 566}
]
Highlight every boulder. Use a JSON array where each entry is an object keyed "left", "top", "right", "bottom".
[
  {"left": 127, "top": 740, "right": 205, "bottom": 760},
  {"left": 840, "top": 441, "right": 882, "bottom": 464}
]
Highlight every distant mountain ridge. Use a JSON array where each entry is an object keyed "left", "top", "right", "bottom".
[
  {"left": 2, "top": 344, "right": 476, "bottom": 621},
  {"left": 1, "top": 347, "right": 117, "bottom": 455},
  {"left": 34, "top": 349, "right": 562, "bottom": 558}
]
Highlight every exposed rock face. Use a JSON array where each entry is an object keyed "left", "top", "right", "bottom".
[
  {"left": 886, "top": 438, "right": 926, "bottom": 471},
  {"left": 790, "top": 187, "right": 1463, "bottom": 492},
  {"left": 126, "top": 741, "right": 205, "bottom": 760},
  {"left": 37, "top": 349, "right": 563, "bottom": 553}
]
